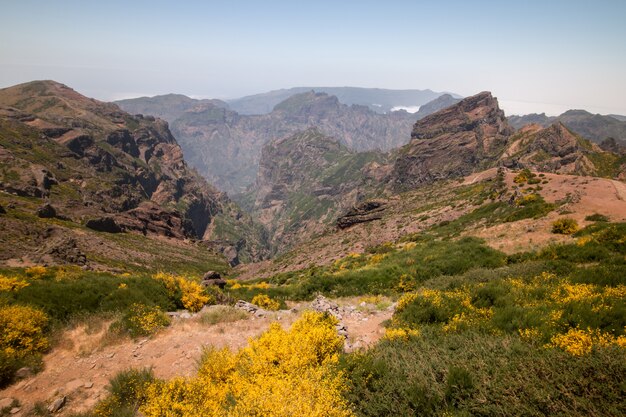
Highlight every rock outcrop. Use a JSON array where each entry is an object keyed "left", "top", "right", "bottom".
[
  {"left": 336, "top": 200, "right": 387, "bottom": 229},
  {"left": 390, "top": 92, "right": 513, "bottom": 189}
]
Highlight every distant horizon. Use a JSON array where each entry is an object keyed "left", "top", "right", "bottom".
[{"left": 1, "top": 0, "right": 625, "bottom": 117}]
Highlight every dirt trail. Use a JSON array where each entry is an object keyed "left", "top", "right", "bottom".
[{"left": 0, "top": 302, "right": 391, "bottom": 415}]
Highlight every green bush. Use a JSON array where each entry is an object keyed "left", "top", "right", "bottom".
[
  {"left": 585, "top": 213, "right": 609, "bottom": 222},
  {"left": 552, "top": 218, "right": 579, "bottom": 235},
  {"left": 94, "top": 368, "right": 155, "bottom": 417}
]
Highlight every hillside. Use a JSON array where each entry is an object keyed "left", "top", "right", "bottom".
[
  {"left": 0, "top": 80, "right": 268, "bottom": 267},
  {"left": 151, "top": 91, "right": 416, "bottom": 194}
]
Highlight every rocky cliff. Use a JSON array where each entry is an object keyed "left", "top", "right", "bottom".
[
  {"left": 390, "top": 92, "right": 513, "bottom": 189},
  {"left": 501, "top": 123, "right": 626, "bottom": 179},
  {"left": 0, "top": 80, "right": 268, "bottom": 265}
]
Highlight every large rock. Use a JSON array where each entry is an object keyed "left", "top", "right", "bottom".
[
  {"left": 48, "top": 396, "right": 66, "bottom": 413},
  {"left": 201, "top": 270, "right": 226, "bottom": 289},
  {"left": 85, "top": 217, "right": 123, "bottom": 233},
  {"left": 337, "top": 200, "right": 387, "bottom": 229},
  {"left": 37, "top": 203, "right": 57, "bottom": 218}
]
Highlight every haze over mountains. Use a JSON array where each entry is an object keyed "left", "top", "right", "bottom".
[{"left": 117, "top": 89, "right": 436, "bottom": 194}]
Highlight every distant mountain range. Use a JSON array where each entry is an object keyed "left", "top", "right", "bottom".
[
  {"left": 508, "top": 110, "right": 626, "bottom": 146},
  {"left": 117, "top": 91, "right": 426, "bottom": 194},
  {"left": 224, "top": 87, "right": 461, "bottom": 115}
]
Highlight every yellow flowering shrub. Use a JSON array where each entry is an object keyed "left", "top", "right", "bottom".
[
  {"left": 383, "top": 328, "right": 420, "bottom": 341},
  {"left": 549, "top": 327, "right": 619, "bottom": 356},
  {"left": 119, "top": 304, "right": 170, "bottom": 338},
  {"left": 152, "top": 272, "right": 212, "bottom": 312},
  {"left": 178, "top": 279, "right": 211, "bottom": 313},
  {"left": 0, "top": 305, "right": 49, "bottom": 357},
  {"left": 251, "top": 294, "right": 280, "bottom": 311},
  {"left": 25, "top": 265, "right": 48, "bottom": 279},
  {"left": 141, "top": 312, "right": 353, "bottom": 417},
  {"left": 0, "top": 275, "right": 29, "bottom": 292},
  {"left": 551, "top": 218, "right": 579, "bottom": 235}
]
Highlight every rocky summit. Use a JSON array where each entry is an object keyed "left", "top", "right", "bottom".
[{"left": 390, "top": 92, "right": 513, "bottom": 189}]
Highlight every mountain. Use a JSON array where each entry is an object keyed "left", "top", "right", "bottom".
[
  {"left": 501, "top": 123, "right": 626, "bottom": 179},
  {"left": 390, "top": 92, "right": 513, "bottom": 189},
  {"left": 114, "top": 94, "right": 229, "bottom": 123},
  {"left": 232, "top": 91, "right": 625, "bottom": 252},
  {"left": 508, "top": 110, "right": 626, "bottom": 145},
  {"left": 244, "top": 128, "right": 386, "bottom": 252},
  {"left": 122, "top": 91, "right": 417, "bottom": 194},
  {"left": 414, "top": 93, "right": 462, "bottom": 120},
  {"left": 609, "top": 114, "right": 626, "bottom": 122},
  {"left": 0, "top": 80, "right": 268, "bottom": 267},
  {"left": 225, "top": 87, "right": 460, "bottom": 115}
]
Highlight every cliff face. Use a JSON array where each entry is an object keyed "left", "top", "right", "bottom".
[
  {"left": 390, "top": 92, "right": 513, "bottom": 189},
  {"left": 0, "top": 81, "right": 268, "bottom": 264},
  {"left": 140, "top": 91, "right": 417, "bottom": 194}
]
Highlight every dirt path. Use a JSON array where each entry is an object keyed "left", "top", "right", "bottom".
[{"left": 1, "top": 302, "right": 392, "bottom": 415}]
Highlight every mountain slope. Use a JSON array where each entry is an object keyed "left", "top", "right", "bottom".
[
  {"left": 414, "top": 93, "right": 461, "bottom": 120},
  {"left": 501, "top": 123, "right": 626, "bottom": 179},
  {"left": 0, "top": 80, "right": 268, "bottom": 267},
  {"left": 114, "top": 94, "right": 229, "bottom": 123}
]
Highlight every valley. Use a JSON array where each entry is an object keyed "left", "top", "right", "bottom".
[{"left": 1, "top": 80, "right": 625, "bottom": 417}]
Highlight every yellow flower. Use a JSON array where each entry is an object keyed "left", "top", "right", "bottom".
[{"left": 0, "top": 275, "right": 30, "bottom": 292}]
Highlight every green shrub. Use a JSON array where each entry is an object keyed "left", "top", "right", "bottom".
[
  {"left": 198, "top": 306, "right": 248, "bottom": 325},
  {"left": 585, "top": 213, "right": 609, "bottom": 222},
  {"left": 341, "top": 330, "right": 626, "bottom": 416},
  {"left": 94, "top": 368, "right": 155, "bottom": 417},
  {"left": 552, "top": 218, "right": 579, "bottom": 235}
]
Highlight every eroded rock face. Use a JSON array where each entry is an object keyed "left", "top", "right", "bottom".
[{"left": 391, "top": 92, "right": 513, "bottom": 190}]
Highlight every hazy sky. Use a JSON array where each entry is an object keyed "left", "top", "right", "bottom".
[{"left": 1, "top": 0, "right": 625, "bottom": 116}]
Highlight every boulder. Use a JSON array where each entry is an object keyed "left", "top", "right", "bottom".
[
  {"left": 85, "top": 217, "right": 123, "bottom": 233},
  {"left": 201, "top": 271, "right": 227, "bottom": 289},
  {"left": 37, "top": 203, "right": 57, "bottom": 218},
  {"left": 48, "top": 396, "right": 66, "bottom": 413},
  {"left": 337, "top": 200, "right": 387, "bottom": 229},
  {"left": 202, "top": 271, "right": 221, "bottom": 280}
]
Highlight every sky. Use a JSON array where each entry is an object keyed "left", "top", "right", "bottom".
[{"left": 1, "top": 0, "right": 625, "bottom": 116}]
